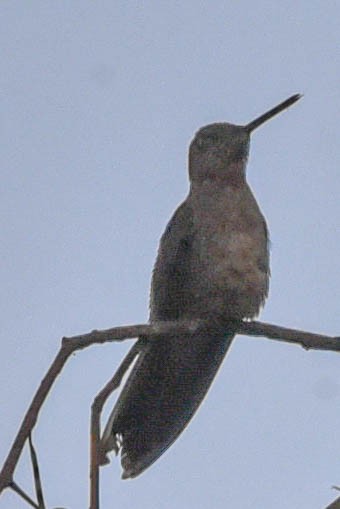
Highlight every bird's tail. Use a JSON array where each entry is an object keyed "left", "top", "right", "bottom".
[{"left": 100, "top": 323, "right": 236, "bottom": 478}]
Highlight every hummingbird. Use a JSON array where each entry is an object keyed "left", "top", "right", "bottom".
[{"left": 100, "top": 94, "right": 302, "bottom": 479}]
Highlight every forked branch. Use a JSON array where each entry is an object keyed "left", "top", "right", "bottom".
[{"left": 0, "top": 319, "right": 338, "bottom": 504}]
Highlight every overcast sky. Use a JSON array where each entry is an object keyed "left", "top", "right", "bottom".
[{"left": 1, "top": 2, "right": 339, "bottom": 508}]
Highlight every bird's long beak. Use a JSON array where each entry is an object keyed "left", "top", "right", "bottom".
[{"left": 246, "top": 94, "right": 302, "bottom": 133}]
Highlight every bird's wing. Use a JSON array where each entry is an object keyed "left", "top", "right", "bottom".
[
  {"left": 150, "top": 198, "right": 194, "bottom": 320},
  {"left": 100, "top": 198, "right": 234, "bottom": 479}
]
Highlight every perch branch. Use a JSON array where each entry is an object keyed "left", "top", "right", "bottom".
[
  {"left": 239, "top": 321, "right": 340, "bottom": 351},
  {"left": 0, "top": 319, "right": 338, "bottom": 499}
]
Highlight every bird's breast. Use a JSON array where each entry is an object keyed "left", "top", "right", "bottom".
[{"left": 188, "top": 186, "right": 269, "bottom": 320}]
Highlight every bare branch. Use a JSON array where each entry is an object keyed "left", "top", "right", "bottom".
[
  {"left": 28, "top": 433, "right": 46, "bottom": 509},
  {"left": 0, "top": 344, "right": 73, "bottom": 494},
  {"left": 90, "top": 339, "right": 143, "bottom": 509},
  {"left": 239, "top": 321, "right": 340, "bottom": 351},
  {"left": 61, "top": 319, "right": 339, "bottom": 352},
  {"left": 9, "top": 481, "right": 39, "bottom": 508},
  {"left": 63, "top": 320, "right": 200, "bottom": 350},
  {"left": 0, "top": 318, "right": 338, "bottom": 500}
]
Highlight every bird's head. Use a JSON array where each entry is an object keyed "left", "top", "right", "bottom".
[{"left": 188, "top": 94, "right": 302, "bottom": 186}]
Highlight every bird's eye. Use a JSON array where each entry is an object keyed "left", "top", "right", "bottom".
[
  {"left": 196, "top": 133, "right": 218, "bottom": 149},
  {"left": 206, "top": 134, "right": 218, "bottom": 144}
]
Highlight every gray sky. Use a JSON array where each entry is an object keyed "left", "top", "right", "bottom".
[{"left": 1, "top": 2, "right": 339, "bottom": 508}]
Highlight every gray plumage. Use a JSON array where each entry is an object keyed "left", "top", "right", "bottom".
[{"left": 100, "top": 95, "right": 301, "bottom": 479}]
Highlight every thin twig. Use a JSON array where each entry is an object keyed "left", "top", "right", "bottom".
[
  {"left": 9, "top": 481, "right": 39, "bottom": 508},
  {"left": 240, "top": 321, "right": 340, "bottom": 351},
  {"left": 63, "top": 320, "right": 200, "bottom": 350},
  {"left": 0, "top": 319, "right": 338, "bottom": 498},
  {"left": 28, "top": 433, "right": 46, "bottom": 509},
  {"left": 0, "top": 343, "right": 73, "bottom": 494},
  {"left": 90, "top": 340, "right": 143, "bottom": 509}
]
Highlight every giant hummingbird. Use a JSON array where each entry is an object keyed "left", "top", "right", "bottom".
[{"left": 100, "top": 94, "right": 302, "bottom": 478}]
